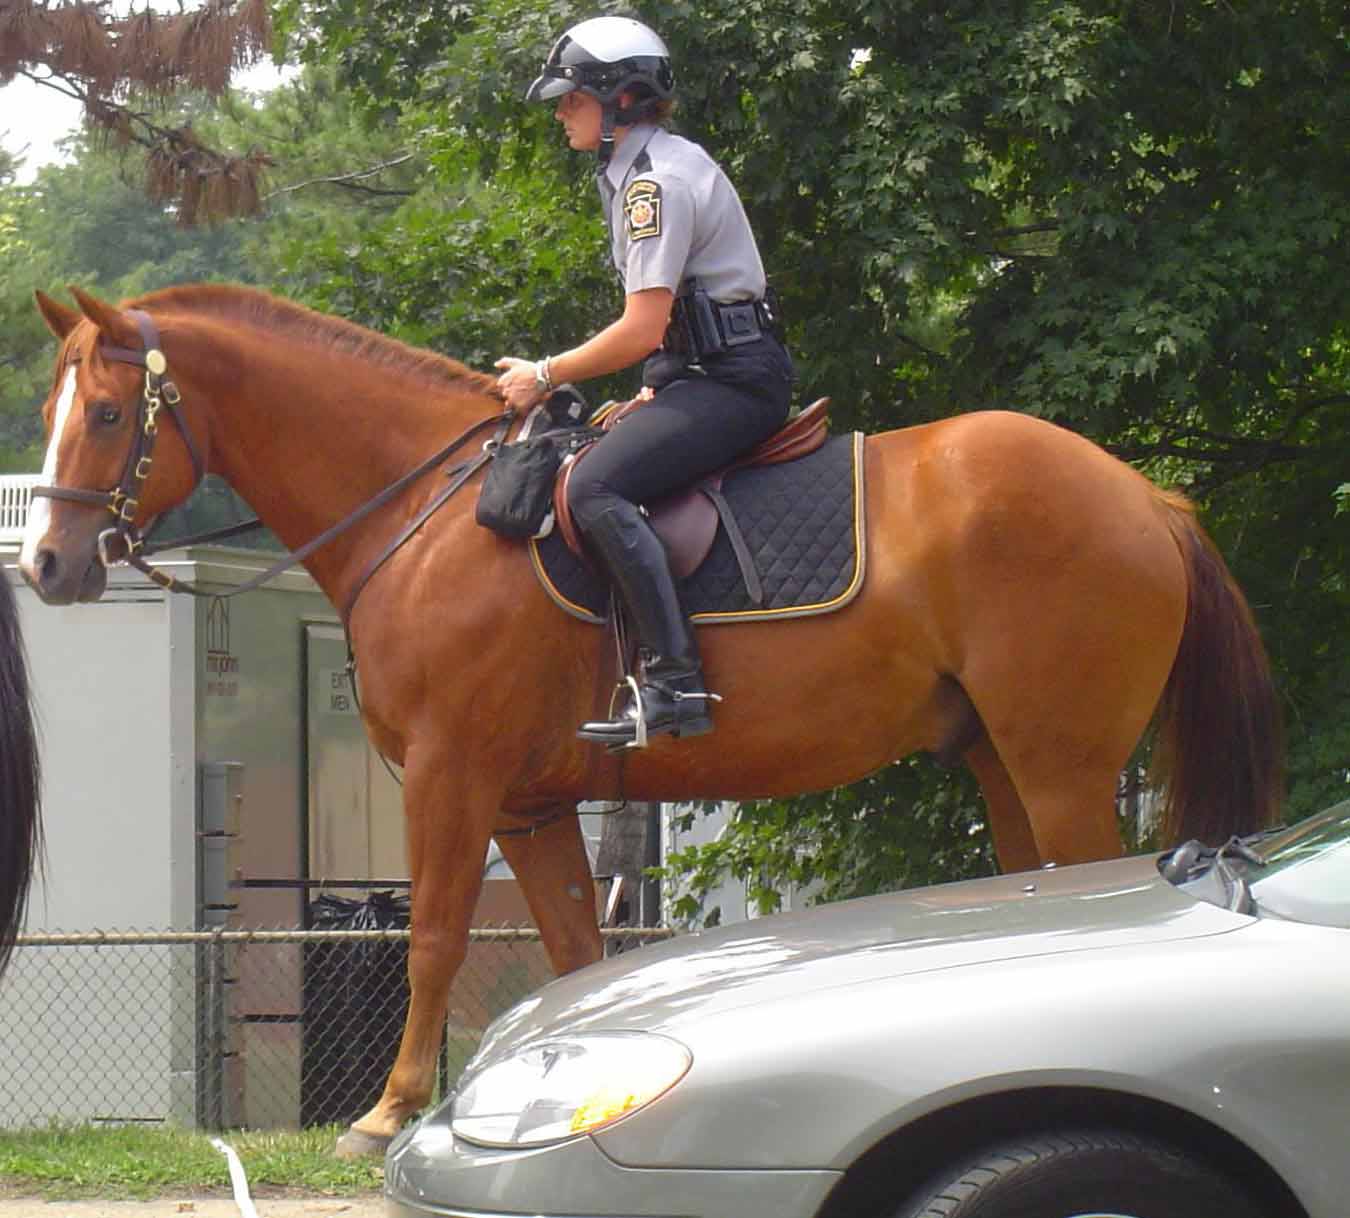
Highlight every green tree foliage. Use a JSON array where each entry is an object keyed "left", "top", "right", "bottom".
[
  {"left": 663, "top": 767, "right": 994, "bottom": 924},
  {"left": 8, "top": 1, "right": 1344, "bottom": 910},
  {"left": 260, "top": 0, "right": 1347, "bottom": 911},
  {"left": 195, "top": 68, "right": 420, "bottom": 295},
  {"left": 0, "top": 129, "right": 256, "bottom": 464},
  {"left": 0, "top": 72, "right": 412, "bottom": 459}
]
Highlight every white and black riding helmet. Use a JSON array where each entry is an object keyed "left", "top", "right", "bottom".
[{"left": 526, "top": 16, "right": 675, "bottom": 108}]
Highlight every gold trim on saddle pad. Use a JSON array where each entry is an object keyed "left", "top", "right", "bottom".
[{"left": 528, "top": 431, "right": 867, "bottom": 626}]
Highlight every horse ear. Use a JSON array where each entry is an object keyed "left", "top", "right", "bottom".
[
  {"left": 67, "top": 285, "right": 140, "bottom": 348},
  {"left": 33, "top": 290, "right": 81, "bottom": 340}
]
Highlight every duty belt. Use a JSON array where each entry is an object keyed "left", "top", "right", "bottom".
[{"left": 663, "top": 285, "right": 782, "bottom": 361}]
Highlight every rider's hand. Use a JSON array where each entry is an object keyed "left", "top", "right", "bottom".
[{"left": 494, "top": 357, "right": 547, "bottom": 411}]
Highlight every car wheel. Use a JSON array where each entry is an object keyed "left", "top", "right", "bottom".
[{"left": 893, "top": 1128, "right": 1266, "bottom": 1218}]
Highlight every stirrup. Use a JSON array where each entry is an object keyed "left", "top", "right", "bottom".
[
  {"left": 578, "top": 676, "right": 720, "bottom": 751},
  {"left": 621, "top": 674, "right": 649, "bottom": 752},
  {"left": 631, "top": 680, "right": 721, "bottom": 751}
]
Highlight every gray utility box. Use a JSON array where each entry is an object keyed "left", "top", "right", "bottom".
[{"left": 0, "top": 534, "right": 403, "bottom": 1128}]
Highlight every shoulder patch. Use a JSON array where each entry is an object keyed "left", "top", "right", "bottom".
[{"left": 624, "top": 179, "right": 662, "bottom": 242}]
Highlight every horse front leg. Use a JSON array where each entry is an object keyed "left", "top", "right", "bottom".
[
  {"left": 495, "top": 805, "right": 604, "bottom": 976},
  {"left": 335, "top": 754, "right": 497, "bottom": 1159}
]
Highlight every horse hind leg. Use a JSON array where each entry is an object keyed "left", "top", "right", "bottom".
[
  {"left": 946, "top": 646, "right": 1154, "bottom": 867},
  {"left": 962, "top": 735, "right": 1042, "bottom": 874},
  {"left": 952, "top": 560, "right": 1183, "bottom": 865},
  {"left": 968, "top": 676, "right": 1138, "bottom": 867},
  {"left": 930, "top": 677, "right": 1041, "bottom": 874}
]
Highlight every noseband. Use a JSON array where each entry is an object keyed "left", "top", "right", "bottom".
[{"left": 32, "top": 309, "right": 206, "bottom": 586}]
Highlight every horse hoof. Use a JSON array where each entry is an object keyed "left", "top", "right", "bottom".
[{"left": 334, "top": 1127, "right": 392, "bottom": 1159}]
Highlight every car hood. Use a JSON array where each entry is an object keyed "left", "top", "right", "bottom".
[{"left": 475, "top": 853, "right": 1244, "bottom": 1063}]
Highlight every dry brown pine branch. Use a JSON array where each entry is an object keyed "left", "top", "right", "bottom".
[{"left": 3, "top": 0, "right": 273, "bottom": 222}]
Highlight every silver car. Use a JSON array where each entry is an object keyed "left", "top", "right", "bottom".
[{"left": 386, "top": 801, "right": 1350, "bottom": 1218}]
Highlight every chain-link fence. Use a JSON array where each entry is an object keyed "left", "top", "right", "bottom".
[{"left": 0, "top": 923, "right": 673, "bottom": 1131}]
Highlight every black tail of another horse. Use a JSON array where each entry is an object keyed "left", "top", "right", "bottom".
[{"left": 0, "top": 575, "right": 40, "bottom": 980}]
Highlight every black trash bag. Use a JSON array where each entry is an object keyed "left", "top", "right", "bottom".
[{"left": 301, "top": 891, "right": 411, "bottom": 1127}]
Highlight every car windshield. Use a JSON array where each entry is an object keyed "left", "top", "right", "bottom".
[
  {"left": 1251, "top": 799, "right": 1350, "bottom": 875},
  {"left": 1247, "top": 799, "right": 1350, "bottom": 928},
  {"left": 1163, "top": 800, "right": 1350, "bottom": 928}
]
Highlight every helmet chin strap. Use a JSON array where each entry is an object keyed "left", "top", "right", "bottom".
[
  {"left": 598, "top": 104, "right": 618, "bottom": 169},
  {"left": 596, "top": 99, "right": 645, "bottom": 170}
]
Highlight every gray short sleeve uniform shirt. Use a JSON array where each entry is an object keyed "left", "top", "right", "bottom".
[{"left": 597, "top": 125, "right": 766, "bottom": 303}]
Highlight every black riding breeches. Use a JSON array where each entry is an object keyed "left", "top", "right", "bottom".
[{"left": 566, "top": 337, "right": 794, "bottom": 532}]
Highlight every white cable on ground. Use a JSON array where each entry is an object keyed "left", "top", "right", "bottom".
[{"left": 210, "top": 1137, "right": 261, "bottom": 1218}]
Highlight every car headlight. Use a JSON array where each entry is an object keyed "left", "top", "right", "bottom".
[{"left": 450, "top": 1032, "right": 691, "bottom": 1148}]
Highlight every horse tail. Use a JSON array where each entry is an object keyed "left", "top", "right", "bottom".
[
  {"left": 0, "top": 574, "right": 40, "bottom": 980},
  {"left": 1153, "top": 491, "right": 1282, "bottom": 846}
]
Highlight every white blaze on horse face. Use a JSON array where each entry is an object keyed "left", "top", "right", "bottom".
[{"left": 19, "top": 366, "right": 79, "bottom": 575}]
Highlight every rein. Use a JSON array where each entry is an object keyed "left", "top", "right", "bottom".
[{"left": 32, "top": 310, "right": 515, "bottom": 619}]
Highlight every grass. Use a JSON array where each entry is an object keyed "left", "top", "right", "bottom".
[{"left": 0, "top": 1124, "right": 384, "bottom": 1200}]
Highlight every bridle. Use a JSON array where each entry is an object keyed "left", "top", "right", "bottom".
[
  {"left": 32, "top": 309, "right": 206, "bottom": 588},
  {"left": 32, "top": 308, "right": 516, "bottom": 612}
]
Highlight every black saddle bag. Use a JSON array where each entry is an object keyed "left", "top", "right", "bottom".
[{"left": 475, "top": 434, "right": 563, "bottom": 539}]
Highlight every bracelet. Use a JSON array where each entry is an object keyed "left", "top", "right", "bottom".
[{"left": 534, "top": 356, "right": 554, "bottom": 392}]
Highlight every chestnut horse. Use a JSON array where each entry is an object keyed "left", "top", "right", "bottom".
[{"left": 22, "top": 284, "right": 1280, "bottom": 1155}]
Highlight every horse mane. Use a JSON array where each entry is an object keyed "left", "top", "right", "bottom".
[{"left": 127, "top": 283, "right": 499, "bottom": 397}]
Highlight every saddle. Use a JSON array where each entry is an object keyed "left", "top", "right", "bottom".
[{"left": 554, "top": 397, "right": 831, "bottom": 606}]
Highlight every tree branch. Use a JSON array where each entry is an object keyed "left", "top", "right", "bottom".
[
  {"left": 14, "top": 67, "right": 88, "bottom": 106},
  {"left": 1105, "top": 384, "right": 1348, "bottom": 472},
  {"left": 896, "top": 334, "right": 948, "bottom": 362},
  {"left": 1105, "top": 437, "right": 1310, "bottom": 465},
  {"left": 1276, "top": 392, "right": 1350, "bottom": 440},
  {"left": 988, "top": 222, "right": 1060, "bottom": 238},
  {"left": 262, "top": 154, "right": 417, "bottom": 201}
]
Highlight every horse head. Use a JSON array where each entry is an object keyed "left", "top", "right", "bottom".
[{"left": 21, "top": 288, "right": 206, "bottom": 604}]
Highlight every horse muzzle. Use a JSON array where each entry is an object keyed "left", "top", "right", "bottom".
[{"left": 20, "top": 537, "right": 109, "bottom": 605}]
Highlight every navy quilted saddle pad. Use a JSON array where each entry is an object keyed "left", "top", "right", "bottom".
[{"left": 528, "top": 431, "right": 866, "bottom": 625}]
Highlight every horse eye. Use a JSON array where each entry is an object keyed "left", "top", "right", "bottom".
[{"left": 97, "top": 404, "right": 121, "bottom": 425}]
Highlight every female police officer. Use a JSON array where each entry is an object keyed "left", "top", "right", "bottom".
[{"left": 495, "top": 15, "right": 793, "bottom": 748}]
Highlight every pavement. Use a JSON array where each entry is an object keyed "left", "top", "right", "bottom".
[{"left": 0, "top": 1200, "right": 385, "bottom": 1218}]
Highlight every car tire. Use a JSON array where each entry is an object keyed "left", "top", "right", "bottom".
[{"left": 892, "top": 1128, "right": 1266, "bottom": 1218}]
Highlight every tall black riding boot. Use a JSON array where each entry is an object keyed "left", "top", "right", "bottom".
[{"left": 575, "top": 502, "right": 716, "bottom": 747}]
